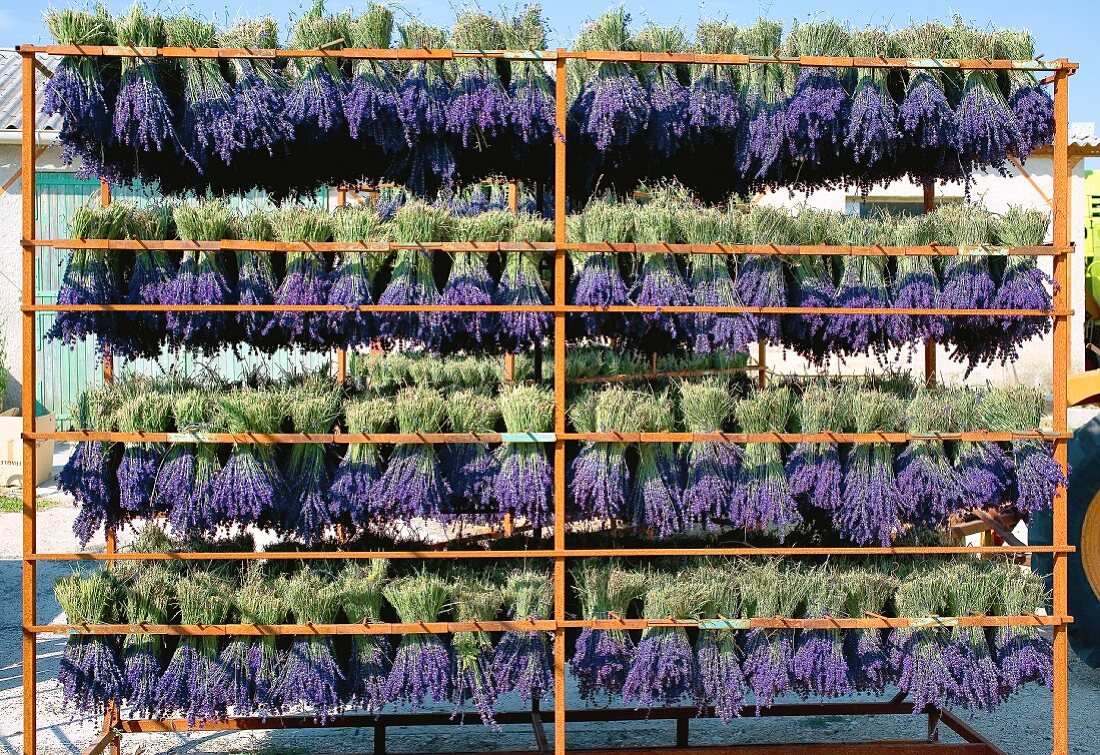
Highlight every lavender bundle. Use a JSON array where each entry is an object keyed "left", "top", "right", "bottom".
[
  {"left": 843, "top": 570, "right": 898, "bottom": 693},
  {"left": 496, "top": 216, "right": 553, "bottom": 352},
  {"left": 786, "top": 383, "right": 845, "bottom": 513},
  {"left": 828, "top": 219, "right": 891, "bottom": 356},
  {"left": 494, "top": 570, "right": 554, "bottom": 701},
  {"left": 115, "top": 391, "right": 170, "bottom": 516},
  {"left": 682, "top": 209, "right": 754, "bottom": 354},
  {"left": 686, "top": 21, "right": 742, "bottom": 150},
  {"left": 894, "top": 23, "right": 961, "bottom": 183},
  {"left": 838, "top": 389, "right": 906, "bottom": 546},
  {"left": 392, "top": 22, "right": 456, "bottom": 194},
  {"left": 283, "top": 385, "right": 342, "bottom": 542},
  {"left": 936, "top": 205, "right": 999, "bottom": 370},
  {"left": 329, "top": 203, "right": 389, "bottom": 348},
  {"left": 56, "top": 572, "right": 124, "bottom": 714},
  {"left": 166, "top": 201, "right": 235, "bottom": 354},
  {"left": 280, "top": 569, "right": 345, "bottom": 722},
  {"left": 491, "top": 385, "right": 555, "bottom": 528},
  {"left": 732, "top": 387, "right": 800, "bottom": 538},
  {"left": 383, "top": 571, "right": 452, "bottom": 709},
  {"left": 951, "top": 387, "right": 1013, "bottom": 511},
  {"left": 784, "top": 253, "right": 835, "bottom": 364},
  {"left": 622, "top": 575, "right": 704, "bottom": 708},
  {"left": 269, "top": 207, "right": 334, "bottom": 349},
  {"left": 740, "top": 206, "right": 791, "bottom": 343},
  {"left": 632, "top": 25, "right": 690, "bottom": 162},
  {"left": 441, "top": 211, "right": 512, "bottom": 352},
  {"left": 124, "top": 205, "right": 175, "bottom": 357},
  {"left": 571, "top": 561, "right": 646, "bottom": 702},
  {"left": 951, "top": 23, "right": 1021, "bottom": 174},
  {"left": 285, "top": 6, "right": 348, "bottom": 151},
  {"left": 845, "top": 30, "right": 900, "bottom": 186},
  {"left": 504, "top": 7, "right": 555, "bottom": 182},
  {"left": 680, "top": 379, "right": 739, "bottom": 531},
  {"left": 991, "top": 206, "right": 1054, "bottom": 360},
  {"left": 166, "top": 17, "right": 235, "bottom": 172},
  {"left": 331, "top": 396, "right": 393, "bottom": 527},
  {"left": 156, "top": 391, "right": 223, "bottom": 536},
  {"left": 229, "top": 211, "right": 278, "bottom": 351},
  {"left": 447, "top": 12, "right": 511, "bottom": 155},
  {"left": 572, "top": 199, "right": 632, "bottom": 338},
  {"left": 63, "top": 388, "right": 121, "bottom": 546},
  {"left": 985, "top": 386, "right": 1065, "bottom": 515},
  {"left": 887, "top": 214, "right": 946, "bottom": 345},
  {"left": 372, "top": 387, "right": 451, "bottom": 528},
  {"left": 446, "top": 391, "right": 501, "bottom": 521},
  {"left": 47, "top": 204, "right": 127, "bottom": 354},
  {"left": 451, "top": 574, "right": 503, "bottom": 726},
  {"left": 896, "top": 388, "right": 965, "bottom": 525},
  {"left": 629, "top": 393, "right": 685, "bottom": 536},
  {"left": 211, "top": 389, "right": 288, "bottom": 529},
  {"left": 121, "top": 568, "right": 171, "bottom": 717},
  {"left": 630, "top": 201, "right": 693, "bottom": 351},
  {"left": 221, "top": 567, "right": 286, "bottom": 716},
  {"left": 571, "top": 387, "right": 645, "bottom": 524},
  {"left": 694, "top": 564, "right": 746, "bottom": 722},
  {"left": 992, "top": 565, "right": 1053, "bottom": 697},
  {"left": 377, "top": 201, "right": 449, "bottom": 345},
  {"left": 740, "top": 562, "right": 807, "bottom": 711},
  {"left": 891, "top": 567, "right": 957, "bottom": 711},
  {"left": 790, "top": 575, "right": 852, "bottom": 700},
  {"left": 944, "top": 565, "right": 1003, "bottom": 712},
  {"left": 782, "top": 22, "right": 851, "bottom": 186},
  {"left": 340, "top": 561, "right": 391, "bottom": 714},
  {"left": 155, "top": 571, "right": 232, "bottom": 725},
  {"left": 738, "top": 19, "right": 788, "bottom": 185},
  {"left": 344, "top": 6, "right": 404, "bottom": 160},
  {"left": 997, "top": 30, "right": 1054, "bottom": 159}
]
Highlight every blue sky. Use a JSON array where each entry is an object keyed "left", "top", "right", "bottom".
[{"left": 2, "top": 0, "right": 1098, "bottom": 126}]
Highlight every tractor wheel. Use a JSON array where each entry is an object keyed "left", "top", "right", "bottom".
[{"left": 1031, "top": 414, "right": 1100, "bottom": 667}]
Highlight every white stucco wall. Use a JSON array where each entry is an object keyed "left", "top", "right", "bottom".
[{"left": 757, "top": 158, "right": 1088, "bottom": 390}]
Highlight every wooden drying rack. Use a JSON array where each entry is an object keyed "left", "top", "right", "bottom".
[{"left": 15, "top": 44, "right": 1078, "bottom": 755}]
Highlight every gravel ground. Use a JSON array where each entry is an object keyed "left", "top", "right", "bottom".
[{"left": 4, "top": 501, "right": 1100, "bottom": 754}]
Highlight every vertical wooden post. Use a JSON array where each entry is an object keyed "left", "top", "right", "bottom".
[
  {"left": 335, "top": 188, "right": 348, "bottom": 384},
  {"left": 21, "top": 50, "right": 38, "bottom": 755},
  {"left": 756, "top": 342, "right": 766, "bottom": 389},
  {"left": 508, "top": 178, "right": 520, "bottom": 214},
  {"left": 551, "top": 50, "right": 568, "bottom": 755},
  {"left": 922, "top": 179, "right": 937, "bottom": 385},
  {"left": 1050, "top": 64, "right": 1071, "bottom": 755}
]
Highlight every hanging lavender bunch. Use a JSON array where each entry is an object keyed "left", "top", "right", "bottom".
[
  {"left": 733, "top": 387, "right": 800, "bottom": 538},
  {"left": 684, "top": 21, "right": 742, "bottom": 198},
  {"left": 829, "top": 251, "right": 891, "bottom": 356},
  {"left": 786, "top": 383, "right": 845, "bottom": 513},
  {"left": 894, "top": 23, "right": 962, "bottom": 182},
  {"left": 115, "top": 392, "right": 169, "bottom": 516},
  {"left": 61, "top": 389, "right": 122, "bottom": 547},
  {"left": 55, "top": 572, "right": 124, "bottom": 715},
  {"left": 680, "top": 379, "right": 739, "bottom": 532},
  {"left": 231, "top": 212, "right": 279, "bottom": 352},
  {"left": 985, "top": 387, "right": 1066, "bottom": 515},
  {"left": 784, "top": 255, "right": 835, "bottom": 364},
  {"left": 155, "top": 572, "right": 232, "bottom": 724},
  {"left": 447, "top": 12, "right": 511, "bottom": 154},
  {"left": 491, "top": 385, "right": 555, "bottom": 529},
  {"left": 571, "top": 387, "right": 644, "bottom": 524},
  {"left": 887, "top": 214, "right": 946, "bottom": 346},
  {"left": 694, "top": 566, "right": 745, "bottom": 722},
  {"left": 631, "top": 202, "right": 693, "bottom": 351},
  {"left": 622, "top": 576, "right": 703, "bottom": 709},
  {"left": 993, "top": 566, "right": 1053, "bottom": 698},
  {"left": 681, "top": 209, "right": 755, "bottom": 355},
  {"left": 121, "top": 205, "right": 174, "bottom": 357},
  {"left": 269, "top": 207, "right": 333, "bottom": 350},
  {"left": 329, "top": 204, "right": 389, "bottom": 348},
  {"left": 166, "top": 17, "right": 236, "bottom": 172},
  {"left": 997, "top": 30, "right": 1054, "bottom": 160},
  {"left": 165, "top": 201, "right": 235, "bottom": 355},
  {"left": 738, "top": 20, "right": 788, "bottom": 186},
  {"left": 790, "top": 578, "right": 853, "bottom": 700},
  {"left": 283, "top": 387, "right": 342, "bottom": 543},
  {"left": 838, "top": 390, "right": 906, "bottom": 546},
  {"left": 845, "top": 30, "right": 901, "bottom": 187},
  {"left": 629, "top": 393, "right": 685, "bottom": 536},
  {"left": 992, "top": 206, "right": 1055, "bottom": 361},
  {"left": 331, "top": 396, "right": 393, "bottom": 528},
  {"left": 279, "top": 569, "right": 345, "bottom": 722},
  {"left": 121, "top": 568, "right": 171, "bottom": 718},
  {"left": 286, "top": 7, "right": 348, "bottom": 150},
  {"left": 843, "top": 571, "right": 898, "bottom": 693},
  {"left": 504, "top": 7, "right": 555, "bottom": 184},
  {"left": 155, "top": 391, "right": 224, "bottom": 536},
  {"left": 496, "top": 216, "right": 553, "bottom": 352},
  {"left": 572, "top": 199, "right": 633, "bottom": 339},
  {"left": 951, "top": 24, "right": 1021, "bottom": 174},
  {"left": 392, "top": 22, "right": 456, "bottom": 194},
  {"left": 782, "top": 22, "right": 851, "bottom": 187},
  {"left": 371, "top": 387, "right": 451, "bottom": 529},
  {"left": 445, "top": 391, "right": 501, "bottom": 522},
  {"left": 952, "top": 388, "right": 1013, "bottom": 511},
  {"left": 221, "top": 567, "right": 286, "bottom": 716},
  {"left": 211, "top": 389, "right": 288, "bottom": 529},
  {"left": 344, "top": 6, "right": 404, "bottom": 161},
  {"left": 377, "top": 201, "right": 449, "bottom": 346},
  {"left": 896, "top": 388, "right": 966, "bottom": 525},
  {"left": 340, "top": 561, "right": 391, "bottom": 715},
  {"left": 634, "top": 25, "right": 691, "bottom": 161},
  {"left": 740, "top": 563, "right": 807, "bottom": 712},
  {"left": 892, "top": 568, "right": 957, "bottom": 711},
  {"left": 944, "top": 566, "right": 1003, "bottom": 712},
  {"left": 383, "top": 572, "right": 452, "bottom": 709},
  {"left": 451, "top": 575, "right": 502, "bottom": 727},
  {"left": 741, "top": 206, "right": 792, "bottom": 344},
  {"left": 442, "top": 212, "right": 512, "bottom": 352},
  {"left": 935, "top": 205, "right": 1001, "bottom": 370},
  {"left": 571, "top": 562, "right": 646, "bottom": 702}
]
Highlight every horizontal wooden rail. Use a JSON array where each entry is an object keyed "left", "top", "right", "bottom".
[
  {"left": 21, "top": 238, "right": 1072, "bottom": 257},
  {"left": 15, "top": 45, "right": 1079, "bottom": 71},
  {"left": 27, "top": 430, "right": 1070, "bottom": 444},
  {"left": 24, "top": 545, "right": 1075, "bottom": 562},
  {"left": 30, "top": 613, "right": 1070, "bottom": 637}
]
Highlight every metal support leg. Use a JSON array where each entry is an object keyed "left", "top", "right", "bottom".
[
  {"left": 374, "top": 724, "right": 386, "bottom": 755},
  {"left": 676, "top": 715, "right": 689, "bottom": 747}
]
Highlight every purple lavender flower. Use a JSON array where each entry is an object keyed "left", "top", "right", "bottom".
[
  {"left": 784, "top": 69, "right": 850, "bottom": 181},
  {"left": 439, "top": 252, "right": 497, "bottom": 353},
  {"left": 955, "top": 75, "right": 1021, "bottom": 174},
  {"left": 622, "top": 628, "right": 698, "bottom": 708},
  {"left": 163, "top": 251, "right": 234, "bottom": 356}
]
